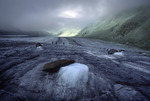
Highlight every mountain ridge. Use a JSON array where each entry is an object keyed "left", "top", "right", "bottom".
[{"left": 76, "top": 5, "right": 150, "bottom": 50}]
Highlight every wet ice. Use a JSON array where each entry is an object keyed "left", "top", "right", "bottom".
[{"left": 57, "top": 63, "right": 89, "bottom": 87}]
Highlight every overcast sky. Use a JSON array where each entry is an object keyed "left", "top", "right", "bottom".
[{"left": 0, "top": 0, "right": 150, "bottom": 32}]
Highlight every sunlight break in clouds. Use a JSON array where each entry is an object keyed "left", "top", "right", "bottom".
[
  {"left": 58, "top": 7, "right": 82, "bottom": 19},
  {"left": 59, "top": 10, "right": 79, "bottom": 18}
]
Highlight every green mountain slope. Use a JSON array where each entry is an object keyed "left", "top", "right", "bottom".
[{"left": 77, "top": 6, "right": 150, "bottom": 50}]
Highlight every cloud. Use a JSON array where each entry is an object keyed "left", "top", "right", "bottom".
[{"left": 0, "top": 0, "right": 149, "bottom": 32}]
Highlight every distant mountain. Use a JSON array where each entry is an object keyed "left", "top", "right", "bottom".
[
  {"left": 0, "top": 30, "right": 54, "bottom": 37},
  {"left": 77, "top": 6, "right": 150, "bottom": 50}
]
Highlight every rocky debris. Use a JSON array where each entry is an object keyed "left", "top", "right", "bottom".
[
  {"left": 42, "top": 59, "right": 75, "bottom": 73},
  {"left": 36, "top": 43, "right": 42, "bottom": 47},
  {"left": 115, "top": 22, "right": 140, "bottom": 36},
  {"left": 139, "top": 52, "right": 147, "bottom": 56},
  {"left": 142, "top": 53, "right": 147, "bottom": 56},
  {"left": 107, "top": 49, "right": 125, "bottom": 55},
  {"left": 118, "top": 50, "right": 125, "bottom": 52},
  {"left": 108, "top": 49, "right": 118, "bottom": 55}
]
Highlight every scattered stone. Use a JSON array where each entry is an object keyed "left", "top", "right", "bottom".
[
  {"left": 142, "top": 53, "right": 147, "bottom": 56},
  {"left": 108, "top": 49, "right": 118, "bottom": 55},
  {"left": 118, "top": 50, "right": 125, "bottom": 52},
  {"left": 42, "top": 59, "right": 75, "bottom": 73},
  {"left": 36, "top": 43, "right": 42, "bottom": 47},
  {"left": 139, "top": 52, "right": 147, "bottom": 56}
]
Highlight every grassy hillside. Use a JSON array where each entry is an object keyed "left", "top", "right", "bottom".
[{"left": 77, "top": 6, "right": 150, "bottom": 50}]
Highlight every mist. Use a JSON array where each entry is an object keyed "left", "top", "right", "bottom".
[{"left": 0, "top": 0, "right": 150, "bottom": 33}]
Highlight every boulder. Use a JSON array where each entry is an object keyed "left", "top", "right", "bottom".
[
  {"left": 36, "top": 43, "right": 42, "bottom": 47},
  {"left": 118, "top": 49, "right": 125, "bottom": 52},
  {"left": 108, "top": 49, "right": 118, "bottom": 55},
  {"left": 42, "top": 59, "right": 75, "bottom": 73}
]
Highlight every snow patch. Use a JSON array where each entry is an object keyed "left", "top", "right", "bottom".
[
  {"left": 113, "top": 52, "right": 124, "bottom": 57},
  {"left": 101, "top": 55, "right": 116, "bottom": 59},
  {"left": 57, "top": 63, "right": 89, "bottom": 87},
  {"left": 36, "top": 46, "right": 43, "bottom": 50}
]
